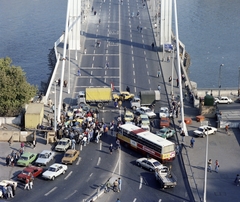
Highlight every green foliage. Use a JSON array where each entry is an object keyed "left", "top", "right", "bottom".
[{"left": 0, "top": 57, "right": 37, "bottom": 116}]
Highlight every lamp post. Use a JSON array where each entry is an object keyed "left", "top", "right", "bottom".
[
  {"left": 54, "top": 82, "right": 57, "bottom": 132},
  {"left": 238, "top": 66, "right": 240, "bottom": 96},
  {"left": 218, "top": 64, "right": 224, "bottom": 97},
  {"left": 203, "top": 125, "right": 209, "bottom": 202},
  {"left": 171, "top": 49, "right": 174, "bottom": 95}
]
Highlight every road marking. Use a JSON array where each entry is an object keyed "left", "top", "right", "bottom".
[
  {"left": 44, "top": 187, "right": 57, "bottom": 196},
  {"left": 133, "top": 198, "right": 137, "bottom": 202},
  {"left": 64, "top": 171, "right": 72, "bottom": 180},
  {"left": 132, "top": 50, "right": 133, "bottom": 54},
  {"left": 147, "top": 72, "right": 149, "bottom": 76},
  {"left": 64, "top": 190, "right": 77, "bottom": 200},
  {"left": 91, "top": 70, "right": 93, "bottom": 75},
  {"left": 144, "top": 51, "right": 146, "bottom": 55},
  {"left": 146, "top": 64, "right": 148, "bottom": 69},
  {"left": 148, "top": 79, "right": 150, "bottom": 84},
  {"left": 93, "top": 56, "right": 95, "bottom": 61},
  {"left": 97, "top": 157, "right": 101, "bottom": 166},
  {"left": 133, "top": 70, "right": 135, "bottom": 76},
  {"left": 100, "top": 141, "right": 102, "bottom": 150},
  {"left": 158, "top": 200, "right": 162, "bottom": 202},
  {"left": 90, "top": 78, "right": 92, "bottom": 83},
  {"left": 134, "top": 78, "right": 136, "bottom": 83},
  {"left": 139, "top": 176, "right": 143, "bottom": 189},
  {"left": 105, "top": 70, "right": 107, "bottom": 75},
  {"left": 133, "top": 63, "right": 134, "bottom": 68},
  {"left": 86, "top": 173, "right": 93, "bottom": 182},
  {"left": 80, "top": 144, "right": 83, "bottom": 151},
  {"left": 76, "top": 157, "right": 81, "bottom": 165},
  {"left": 132, "top": 56, "right": 134, "bottom": 61},
  {"left": 131, "top": 39, "right": 132, "bottom": 42}
]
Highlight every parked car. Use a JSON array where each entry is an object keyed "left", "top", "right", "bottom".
[
  {"left": 62, "top": 149, "right": 80, "bottom": 164},
  {"left": 159, "top": 107, "right": 170, "bottom": 118},
  {"left": 193, "top": 125, "right": 217, "bottom": 137},
  {"left": 112, "top": 91, "right": 134, "bottom": 101},
  {"left": 35, "top": 150, "right": 55, "bottom": 166},
  {"left": 214, "top": 96, "right": 233, "bottom": 104},
  {"left": 160, "top": 117, "right": 170, "bottom": 128},
  {"left": 17, "top": 166, "right": 43, "bottom": 183},
  {"left": 17, "top": 152, "right": 38, "bottom": 166},
  {"left": 156, "top": 128, "right": 175, "bottom": 139},
  {"left": 124, "top": 110, "right": 134, "bottom": 122},
  {"left": 136, "top": 157, "right": 163, "bottom": 172},
  {"left": 42, "top": 163, "right": 68, "bottom": 180},
  {"left": 55, "top": 138, "right": 71, "bottom": 152},
  {"left": 135, "top": 107, "right": 156, "bottom": 118}
]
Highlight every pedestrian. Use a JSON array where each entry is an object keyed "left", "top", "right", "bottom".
[
  {"left": 24, "top": 179, "right": 30, "bottom": 190},
  {"left": 29, "top": 179, "right": 33, "bottom": 190},
  {"left": 180, "top": 130, "right": 185, "bottom": 142},
  {"left": 151, "top": 42, "right": 154, "bottom": 50},
  {"left": 8, "top": 136, "right": 13, "bottom": 146},
  {"left": 169, "top": 76, "right": 172, "bottom": 83},
  {"left": 71, "top": 139, "right": 76, "bottom": 149},
  {"left": 7, "top": 185, "right": 14, "bottom": 198},
  {"left": 77, "top": 68, "right": 81, "bottom": 76},
  {"left": 10, "top": 156, "right": 14, "bottom": 167},
  {"left": 94, "top": 11, "right": 97, "bottom": 15},
  {"left": 190, "top": 137, "right": 195, "bottom": 148},
  {"left": 118, "top": 177, "right": 122, "bottom": 192},
  {"left": 51, "top": 104, "right": 55, "bottom": 113},
  {"left": 50, "top": 118, "right": 54, "bottom": 127},
  {"left": 140, "top": 27, "right": 142, "bottom": 33},
  {"left": 225, "top": 124, "right": 229, "bottom": 135},
  {"left": 215, "top": 160, "right": 219, "bottom": 173},
  {"left": 99, "top": 18, "right": 101, "bottom": 24},
  {"left": 158, "top": 85, "right": 161, "bottom": 92},
  {"left": 182, "top": 74, "right": 186, "bottom": 83},
  {"left": 109, "top": 144, "right": 113, "bottom": 154},
  {"left": 91, "top": 6, "right": 94, "bottom": 12},
  {"left": 48, "top": 98, "right": 53, "bottom": 108},
  {"left": 64, "top": 80, "right": 68, "bottom": 87},
  {"left": 46, "top": 114, "right": 50, "bottom": 126},
  {"left": 113, "top": 179, "right": 119, "bottom": 192},
  {"left": 175, "top": 108, "right": 179, "bottom": 118},
  {"left": 176, "top": 78, "right": 179, "bottom": 87},
  {"left": 110, "top": 120, "right": 115, "bottom": 136},
  {"left": 21, "top": 142, "right": 25, "bottom": 151},
  {"left": 58, "top": 78, "right": 61, "bottom": 86},
  {"left": 175, "top": 144, "right": 179, "bottom": 155},
  {"left": 32, "top": 139, "right": 36, "bottom": 149},
  {"left": 157, "top": 69, "right": 161, "bottom": 77},
  {"left": 105, "top": 62, "right": 109, "bottom": 69},
  {"left": 234, "top": 174, "right": 240, "bottom": 186},
  {"left": 62, "top": 102, "right": 66, "bottom": 111},
  {"left": 6, "top": 155, "right": 10, "bottom": 166},
  {"left": 84, "top": 48, "right": 87, "bottom": 54},
  {"left": 208, "top": 159, "right": 212, "bottom": 172},
  {"left": 137, "top": 11, "right": 139, "bottom": 17},
  {"left": 137, "top": 25, "right": 139, "bottom": 31},
  {"left": 116, "top": 139, "right": 120, "bottom": 150},
  {"left": 126, "top": 86, "right": 130, "bottom": 93}
]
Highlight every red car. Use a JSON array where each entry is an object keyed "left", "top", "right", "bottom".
[
  {"left": 17, "top": 166, "right": 43, "bottom": 183},
  {"left": 160, "top": 117, "right": 170, "bottom": 128}
]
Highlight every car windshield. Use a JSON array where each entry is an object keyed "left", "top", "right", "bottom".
[
  {"left": 22, "top": 171, "right": 30, "bottom": 175},
  {"left": 19, "top": 156, "right": 28, "bottom": 161},
  {"left": 141, "top": 117, "right": 148, "bottom": 121},
  {"left": 39, "top": 154, "right": 47, "bottom": 158},
  {"left": 198, "top": 128, "right": 204, "bottom": 132},
  {"left": 59, "top": 141, "right": 67, "bottom": 145},
  {"left": 64, "top": 154, "right": 72, "bottom": 157},
  {"left": 144, "top": 109, "right": 151, "bottom": 113},
  {"left": 125, "top": 115, "right": 133, "bottom": 118},
  {"left": 48, "top": 167, "right": 56, "bottom": 172},
  {"left": 153, "top": 161, "right": 161, "bottom": 166}
]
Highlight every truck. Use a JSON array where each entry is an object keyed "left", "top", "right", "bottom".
[
  {"left": 78, "top": 88, "right": 112, "bottom": 108},
  {"left": 155, "top": 166, "right": 177, "bottom": 189},
  {"left": 131, "top": 90, "right": 160, "bottom": 109}
]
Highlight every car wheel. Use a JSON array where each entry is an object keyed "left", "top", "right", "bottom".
[
  {"left": 52, "top": 176, "right": 55, "bottom": 180},
  {"left": 62, "top": 170, "right": 66, "bottom": 174},
  {"left": 137, "top": 162, "right": 141, "bottom": 167}
]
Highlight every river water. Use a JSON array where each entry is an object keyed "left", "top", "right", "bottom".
[{"left": 0, "top": 0, "right": 239, "bottom": 89}]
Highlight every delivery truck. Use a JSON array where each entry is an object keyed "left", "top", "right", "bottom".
[
  {"left": 131, "top": 90, "right": 160, "bottom": 109},
  {"left": 78, "top": 88, "right": 112, "bottom": 108}
]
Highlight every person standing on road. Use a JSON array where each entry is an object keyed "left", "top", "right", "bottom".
[
  {"left": 24, "top": 179, "right": 30, "bottom": 190},
  {"left": 157, "top": 69, "right": 161, "bottom": 77},
  {"left": 190, "top": 137, "right": 195, "bottom": 148},
  {"left": 180, "top": 130, "right": 185, "bottom": 142},
  {"left": 151, "top": 42, "right": 154, "bottom": 50},
  {"left": 109, "top": 144, "right": 113, "bottom": 154},
  {"left": 158, "top": 85, "right": 161, "bottom": 92},
  {"left": 215, "top": 160, "right": 219, "bottom": 173},
  {"left": 99, "top": 18, "right": 101, "bottom": 24},
  {"left": 118, "top": 177, "right": 122, "bottom": 192},
  {"left": 225, "top": 124, "right": 229, "bottom": 135},
  {"left": 234, "top": 174, "right": 240, "bottom": 186},
  {"left": 208, "top": 159, "right": 212, "bottom": 172},
  {"left": 105, "top": 61, "right": 109, "bottom": 69},
  {"left": 176, "top": 78, "right": 179, "bottom": 87},
  {"left": 126, "top": 86, "right": 130, "bottom": 93}
]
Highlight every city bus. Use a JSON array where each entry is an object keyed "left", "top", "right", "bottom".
[{"left": 116, "top": 124, "right": 175, "bottom": 163}]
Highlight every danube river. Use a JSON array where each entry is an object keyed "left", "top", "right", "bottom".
[{"left": 0, "top": 0, "right": 240, "bottom": 89}]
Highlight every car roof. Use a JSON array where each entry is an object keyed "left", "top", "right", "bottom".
[
  {"left": 21, "top": 152, "right": 36, "bottom": 157},
  {"left": 138, "top": 157, "right": 159, "bottom": 163},
  {"left": 59, "top": 138, "right": 70, "bottom": 142},
  {"left": 65, "top": 149, "right": 77, "bottom": 154},
  {"left": 50, "top": 163, "right": 63, "bottom": 168},
  {"left": 140, "top": 106, "right": 150, "bottom": 110},
  {"left": 40, "top": 150, "right": 52, "bottom": 154}
]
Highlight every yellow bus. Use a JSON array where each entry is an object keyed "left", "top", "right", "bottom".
[{"left": 117, "top": 124, "right": 175, "bottom": 163}]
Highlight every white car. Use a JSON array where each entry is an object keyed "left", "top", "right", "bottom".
[
  {"left": 42, "top": 163, "right": 68, "bottom": 180},
  {"left": 140, "top": 114, "right": 150, "bottom": 126},
  {"left": 159, "top": 107, "right": 170, "bottom": 118},
  {"left": 35, "top": 150, "right": 55, "bottom": 166},
  {"left": 193, "top": 125, "right": 217, "bottom": 137},
  {"left": 55, "top": 138, "right": 71, "bottom": 152},
  {"left": 214, "top": 96, "right": 233, "bottom": 104},
  {"left": 136, "top": 157, "right": 163, "bottom": 172},
  {"left": 135, "top": 107, "right": 156, "bottom": 118}
]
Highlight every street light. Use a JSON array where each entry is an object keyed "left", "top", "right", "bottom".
[
  {"left": 203, "top": 126, "right": 209, "bottom": 202},
  {"left": 54, "top": 82, "right": 57, "bottom": 132},
  {"left": 238, "top": 66, "right": 240, "bottom": 96},
  {"left": 218, "top": 64, "right": 224, "bottom": 97}
]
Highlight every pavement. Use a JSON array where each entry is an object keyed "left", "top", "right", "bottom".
[{"left": 1, "top": 1, "right": 240, "bottom": 202}]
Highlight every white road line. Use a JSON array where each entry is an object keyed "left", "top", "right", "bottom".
[
  {"left": 146, "top": 64, "right": 148, "bottom": 69},
  {"left": 147, "top": 71, "right": 149, "bottom": 76},
  {"left": 105, "top": 70, "right": 107, "bottom": 75},
  {"left": 64, "top": 171, "right": 72, "bottom": 180},
  {"left": 91, "top": 71, "right": 93, "bottom": 75},
  {"left": 130, "top": 34, "right": 132, "bottom": 38},
  {"left": 158, "top": 200, "right": 162, "bottom": 202},
  {"left": 133, "top": 198, "right": 137, "bottom": 202},
  {"left": 132, "top": 56, "right": 134, "bottom": 61},
  {"left": 131, "top": 45, "right": 133, "bottom": 48},
  {"left": 134, "top": 78, "right": 136, "bottom": 84},
  {"left": 148, "top": 79, "right": 150, "bottom": 84},
  {"left": 145, "top": 58, "right": 147, "bottom": 62},
  {"left": 92, "top": 64, "right": 94, "bottom": 68},
  {"left": 133, "top": 63, "right": 135, "bottom": 68},
  {"left": 90, "top": 78, "right": 92, "bottom": 83},
  {"left": 44, "top": 187, "right": 57, "bottom": 196},
  {"left": 132, "top": 50, "right": 133, "bottom": 54},
  {"left": 100, "top": 141, "right": 102, "bottom": 150},
  {"left": 97, "top": 157, "right": 101, "bottom": 166},
  {"left": 64, "top": 190, "right": 77, "bottom": 200},
  {"left": 86, "top": 173, "right": 93, "bottom": 182},
  {"left": 131, "top": 39, "right": 132, "bottom": 42},
  {"left": 144, "top": 51, "right": 146, "bottom": 55},
  {"left": 76, "top": 157, "right": 81, "bottom": 165},
  {"left": 94, "top": 50, "right": 95, "bottom": 54},
  {"left": 134, "top": 87, "right": 136, "bottom": 93},
  {"left": 142, "top": 39, "right": 144, "bottom": 43},
  {"left": 93, "top": 56, "right": 95, "bottom": 61},
  {"left": 133, "top": 70, "right": 135, "bottom": 76},
  {"left": 139, "top": 176, "right": 143, "bottom": 189},
  {"left": 80, "top": 144, "right": 83, "bottom": 151}
]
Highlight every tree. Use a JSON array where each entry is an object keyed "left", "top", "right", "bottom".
[{"left": 0, "top": 57, "right": 37, "bottom": 116}]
